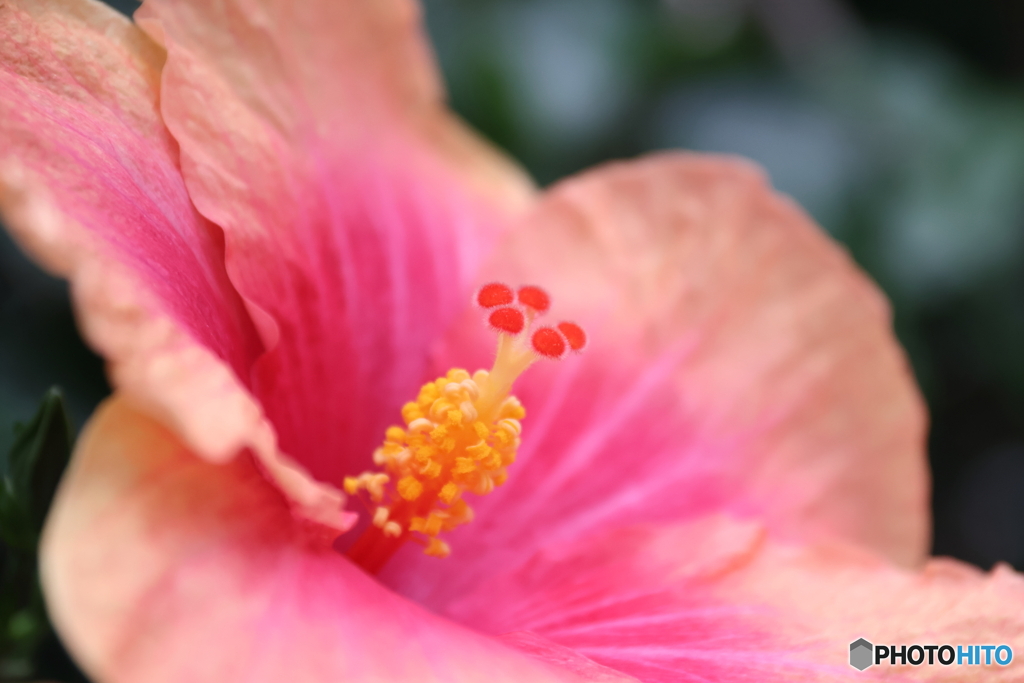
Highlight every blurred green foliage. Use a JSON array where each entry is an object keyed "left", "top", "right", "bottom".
[
  {"left": 0, "top": 229, "right": 108, "bottom": 462},
  {"left": 0, "top": 391, "right": 70, "bottom": 679}
]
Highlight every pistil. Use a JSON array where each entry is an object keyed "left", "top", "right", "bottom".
[{"left": 343, "top": 283, "right": 586, "bottom": 573}]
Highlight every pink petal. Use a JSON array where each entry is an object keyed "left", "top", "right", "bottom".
[
  {"left": 500, "top": 631, "right": 641, "bottom": 683},
  {"left": 0, "top": 0, "right": 348, "bottom": 530},
  {"left": 387, "top": 153, "right": 926, "bottom": 603},
  {"left": 446, "top": 515, "right": 1024, "bottom": 682},
  {"left": 134, "top": 0, "right": 536, "bottom": 486},
  {"left": 0, "top": 0, "right": 259, "bottom": 459},
  {"left": 42, "top": 397, "right": 593, "bottom": 683}
]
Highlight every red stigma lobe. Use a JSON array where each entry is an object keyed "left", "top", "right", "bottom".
[
  {"left": 556, "top": 322, "right": 587, "bottom": 352},
  {"left": 531, "top": 327, "right": 567, "bottom": 359},
  {"left": 489, "top": 307, "right": 526, "bottom": 335},
  {"left": 517, "top": 285, "right": 550, "bottom": 313},
  {"left": 478, "top": 283, "right": 587, "bottom": 361},
  {"left": 476, "top": 283, "right": 515, "bottom": 308}
]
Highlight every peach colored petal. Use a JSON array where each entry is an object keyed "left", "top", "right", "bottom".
[
  {"left": 447, "top": 516, "right": 1024, "bottom": 682},
  {"left": 0, "top": 0, "right": 349, "bottom": 531},
  {"left": 0, "top": 0, "right": 257, "bottom": 460},
  {"left": 41, "top": 396, "right": 607, "bottom": 683},
  {"left": 134, "top": 0, "right": 536, "bottom": 486},
  {"left": 389, "top": 153, "right": 927, "bottom": 604},
  {"left": 721, "top": 533, "right": 1024, "bottom": 680}
]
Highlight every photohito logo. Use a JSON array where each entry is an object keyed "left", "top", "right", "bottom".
[{"left": 849, "top": 639, "right": 1013, "bottom": 671}]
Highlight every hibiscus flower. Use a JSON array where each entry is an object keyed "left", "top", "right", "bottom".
[{"left": 2, "top": 0, "right": 1023, "bottom": 681}]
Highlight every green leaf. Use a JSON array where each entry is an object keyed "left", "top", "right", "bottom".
[
  {"left": 0, "top": 389, "right": 74, "bottom": 678},
  {"left": 0, "top": 389, "right": 72, "bottom": 552}
]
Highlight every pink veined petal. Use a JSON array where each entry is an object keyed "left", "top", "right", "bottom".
[
  {"left": 41, "top": 396, "right": 608, "bottom": 683},
  {"left": 0, "top": 0, "right": 262, "bottom": 460},
  {"left": 134, "top": 0, "right": 536, "bottom": 487},
  {"left": 0, "top": 0, "right": 351, "bottom": 530},
  {"left": 446, "top": 515, "right": 1024, "bottom": 682},
  {"left": 500, "top": 632, "right": 641, "bottom": 683},
  {"left": 386, "top": 153, "right": 927, "bottom": 605}
]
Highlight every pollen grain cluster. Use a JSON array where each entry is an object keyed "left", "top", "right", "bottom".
[{"left": 345, "top": 369, "right": 524, "bottom": 561}]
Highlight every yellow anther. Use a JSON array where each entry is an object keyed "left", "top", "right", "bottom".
[
  {"left": 343, "top": 477, "right": 360, "bottom": 495},
  {"left": 381, "top": 442, "right": 404, "bottom": 456},
  {"left": 499, "top": 397, "right": 526, "bottom": 420},
  {"left": 408, "top": 418, "right": 433, "bottom": 434},
  {"left": 401, "top": 402, "right": 423, "bottom": 424},
  {"left": 460, "top": 379, "right": 480, "bottom": 400},
  {"left": 493, "top": 471, "right": 508, "bottom": 486},
  {"left": 385, "top": 426, "right": 406, "bottom": 442},
  {"left": 429, "top": 425, "right": 448, "bottom": 442},
  {"left": 495, "top": 429, "right": 512, "bottom": 446},
  {"left": 423, "top": 513, "right": 445, "bottom": 536},
  {"left": 383, "top": 521, "right": 403, "bottom": 538},
  {"left": 466, "top": 440, "right": 490, "bottom": 459},
  {"left": 424, "top": 538, "right": 451, "bottom": 558},
  {"left": 429, "top": 400, "right": 453, "bottom": 422},
  {"left": 419, "top": 460, "right": 442, "bottom": 478},
  {"left": 415, "top": 445, "right": 437, "bottom": 462},
  {"left": 446, "top": 409, "right": 463, "bottom": 426},
  {"left": 439, "top": 482, "right": 460, "bottom": 504},
  {"left": 472, "top": 422, "right": 489, "bottom": 440},
  {"left": 459, "top": 401, "right": 479, "bottom": 422},
  {"left": 448, "top": 499, "right": 473, "bottom": 525},
  {"left": 467, "top": 474, "right": 494, "bottom": 496},
  {"left": 453, "top": 457, "right": 476, "bottom": 475},
  {"left": 497, "top": 418, "right": 522, "bottom": 437},
  {"left": 501, "top": 450, "right": 516, "bottom": 466},
  {"left": 481, "top": 450, "right": 502, "bottom": 470},
  {"left": 418, "top": 382, "right": 440, "bottom": 404},
  {"left": 374, "top": 443, "right": 409, "bottom": 466},
  {"left": 363, "top": 473, "right": 389, "bottom": 502},
  {"left": 447, "top": 368, "right": 471, "bottom": 382},
  {"left": 397, "top": 476, "right": 423, "bottom": 501},
  {"left": 440, "top": 437, "right": 456, "bottom": 453}
]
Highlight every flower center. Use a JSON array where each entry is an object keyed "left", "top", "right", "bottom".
[{"left": 344, "top": 283, "right": 586, "bottom": 573}]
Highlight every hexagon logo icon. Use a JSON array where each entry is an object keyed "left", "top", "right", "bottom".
[{"left": 850, "top": 638, "right": 874, "bottom": 671}]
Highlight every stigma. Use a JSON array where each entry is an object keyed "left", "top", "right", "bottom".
[{"left": 344, "top": 283, "right": 586, "bottom": 573}]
